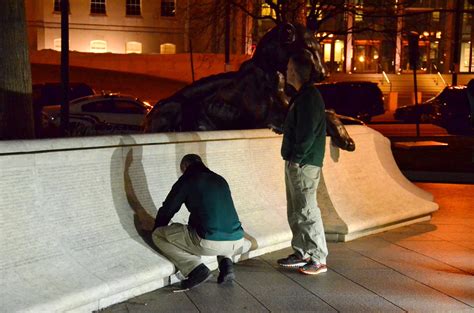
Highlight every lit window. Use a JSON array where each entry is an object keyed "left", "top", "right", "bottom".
[
  {"left": 354, "top": 0, "right": 363, "bottom": 23},
  {"left": 90, "top": 40, "right": 107, "bottom": 53},
  {"left": 355, "top": 9, "right": 363, "bottom": 22},
  {"left": 432, "top": 11, "right": 440, "bottom": 22},
  {"left": 460, "top": 42, "right": 473, "bottom": 72},
  {"left": 53, "top": 0, "right": 61, "bottom": 12},
  {"left": 324, "top": 43, "right": 331, "bottom": 62},
  {"left": 261, "top": 3, "right": 276, "bottom": 19},
  {"left": 126, "top": 0, "right": 141, "bottom": 16},
  {"left": 334, "top": 40, "right": 344, "bottom": 63},
  {"left": 91, "top": 0, "right": 106, "bottom": 14},
  {"left": 53, "top": 38, "right": 61, "bottom": 51},
  {"left": 160, "top": 43, "right": 176, "bottom": 54},
  {"left": 126, "top": 41, "right": 142, "bottom": 54},
  {"left": 161, "top": 0, "right": 175, "bottom": 17}
]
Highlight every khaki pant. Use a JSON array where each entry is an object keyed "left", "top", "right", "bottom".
[
  {"left": 285, "top": 161, "right": 328, "bottom": 264},
  {"left": 152, "top": 223, "right": 244, "bottom": 277}
]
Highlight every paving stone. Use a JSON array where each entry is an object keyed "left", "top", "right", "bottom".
[
  {"left": 183, "top": 276, "right": 269, "bottom": 312},
  {"left": 456, "top": 241, "right": 474, "bottom": 250},
  {"left": 430, "top": 217, "right": 474, "bottom": 226},
  {"left": 430, "top": 232, "right": 474, "bottom": 243},
  {"left": 395, "top": 240, "right": 474, "bottom": 274},
  {"left": 374, "top": 224, "right": 441, "bottom": 242},
  {"left": 101, "top": 288, "right": 198, "bottom": 313},
  {"left": 344, "top": 237, "right": 474, "bottom": 308},
  {"left": 99, "top": 303, "right": 129, "bottom": 313},
  {"left": 100, "top": 183, "right": 473, "bottom": 313},
  {"left": 234, "top": 258, "right": 336, "bottom": 312},
  {"left": 261, "top": 248, "right": 403, "bottom": 313},
  {"left": 424, "top": 224, "right": 474, "bottom": 243},
  {"left": 329, "top": 252, "right": 472, "bottom": 312}
]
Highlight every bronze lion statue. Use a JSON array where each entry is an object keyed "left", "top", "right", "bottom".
[{"left": 144, "top": 23, "right": 355, "bottom": 151}]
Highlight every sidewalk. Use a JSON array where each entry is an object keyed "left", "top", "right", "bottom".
[{"left": 101, "top": 183, "right": 473, "bottom": 313}]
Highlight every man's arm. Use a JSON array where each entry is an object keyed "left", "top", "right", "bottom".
[
  {"left": 154, "top": 178, "right": 186, "bottom": 230},
  {"left": 292, "top": 92, "right": 322, "bottom": 163}
]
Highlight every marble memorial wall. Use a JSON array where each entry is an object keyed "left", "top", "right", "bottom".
[{"left": 0, "top": 127, "right": 438, "bottom": 312}]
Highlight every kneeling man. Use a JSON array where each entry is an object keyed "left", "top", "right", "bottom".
[{"left": 152, "top": 154, "right": 244, "bottom": 290}]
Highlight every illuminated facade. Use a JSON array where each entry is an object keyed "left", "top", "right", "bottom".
[
  {"left": 26, "top": 0, "right": 185, "bottom": 54},
  {"left": 256, "top": 0, "right": 474, "bottom": 74},
  {"left": 26, "top": 1, "right": 472, "bottom": 74},
  {"left": 26, "top": 0, "right": 253, "bottom": 55}
]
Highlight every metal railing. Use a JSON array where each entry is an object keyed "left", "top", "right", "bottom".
[
  {"left": 432, "top": 64, "right": 448, "bottom": 86},
  {"left": 381, "top": 70, "right": 392, "bottom": 92}
]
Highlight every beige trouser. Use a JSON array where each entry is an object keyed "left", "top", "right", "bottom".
[
  {"left": 152, "top": 223, "right": 244, "bottom": 277},
  {"left": 285, "top": 161, "right": 328, "bottom": 264}
]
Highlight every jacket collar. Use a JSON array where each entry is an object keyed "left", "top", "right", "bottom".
[
  {"left": 289, "top": 82, "right": 314, "bottom": 109},
  {"left": 183, "top": 162, "right": 210, "bottom": 176}
]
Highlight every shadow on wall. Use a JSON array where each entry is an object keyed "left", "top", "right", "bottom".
[
  {"left": 329, "top": 141, "right": 340, "bottom": 162},
  {"left": 110, "top": 133, "right": 259, "bottom": 260},
  {"left": 240, "top": 233, "right": 258, "bottom": 260},
  {"left": 162, "top": 132, "right": 209, "bottom": 176},
  {"left": 110, "top": 136, "right": 158, "bottom": 252}
]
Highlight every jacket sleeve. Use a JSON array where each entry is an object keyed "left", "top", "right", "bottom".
[
  {"left": 292, "top": 91, "right": 323, "bottom": 163},
  {"left": 154, "top": 178, "right": 187, "bottom": 229}
]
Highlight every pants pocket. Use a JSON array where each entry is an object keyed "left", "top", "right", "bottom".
[
  {"left": 301, "top": 164, "right": 320, "bottom": 180},
  {"left": 155, "top": 223, "right": 186, "bottom": 243}
]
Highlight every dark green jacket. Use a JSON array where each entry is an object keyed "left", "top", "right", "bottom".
[
  {"left": 281, "top": 84, "right": 326, "bottom": 167},
  {"left": 154, "top": 163, "right": 244, "bottom": 241}
]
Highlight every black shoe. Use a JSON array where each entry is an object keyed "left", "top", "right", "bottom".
[
  {"left": 277, "top": 253, "right": 309, "bottom": 268},
  {"left": 217, "top": 257, "right": 235, "bottom": 284},
  {"left": 181, "top": 264, "right": 212, "bottom": 290}
]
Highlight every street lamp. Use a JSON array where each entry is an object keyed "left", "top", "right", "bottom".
[
  {"left": 451, "top": 0, "right": 463, "bottom": 86},
  {"left": 60, "top": 0, "right": 69, "bottom": 136},
  {"left": 408, "top": 31, "right": 420, "bottom": 137}
]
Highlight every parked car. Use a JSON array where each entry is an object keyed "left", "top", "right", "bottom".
[
  {"left": 394, "top": 84, "right": 473, "bottom": 135},
  {"left": 33, "top": 82, "right": 96, "bottom": 137},
  {"left": 43, "top": 93, "right": 153, "bottom": 134},
  {"left": 315, "top": 81, "right": 385, "bottom": 122},
  {"left": 33, "top": 82, "right": 95, "bottom": 108},
  {"left": 67, "top": 114, "right": 115, "bottom": 136}
]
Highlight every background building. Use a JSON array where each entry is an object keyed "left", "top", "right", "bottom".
[
  {"left": 26, "top": 0, "right": 473, "bottom": 75},
  {"left": 25, "top": 0, "right": 253, "bottom": 55},
  {"left": 26, "top": 0, "right": 187, "bottom": 54},
  {"left": 253, "top": 0, "right": 473, "bottom": 75}
]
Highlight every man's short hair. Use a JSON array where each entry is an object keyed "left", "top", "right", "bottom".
[
  {"left": 180, "top": 154, "right": 203, "bottom": 169},
  {"left": 468, "top": 79, "right": 474, "bottom": 96},
  {"left": 289, "top": 51, "right": 314, "bottom": 83}
]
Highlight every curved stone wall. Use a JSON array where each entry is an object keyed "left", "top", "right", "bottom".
[{"left": 0, "top": 126, "right": 437, "bottom": 312}]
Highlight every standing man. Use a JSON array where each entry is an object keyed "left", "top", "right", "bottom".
[
  {"left": 467, "top": 79, "right": 474, "bottom": 126},
  {"left": 152, "top": 154, "right": 244, "bottom": 290},
  {"left": 277, "top": 51, "right": 328, "bottom": 275}
]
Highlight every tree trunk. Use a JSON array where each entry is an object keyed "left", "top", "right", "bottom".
[{"left": 0, "top": 0, "right": 35, "bottom": 139}]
